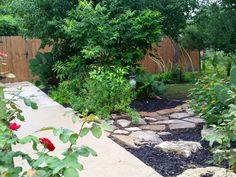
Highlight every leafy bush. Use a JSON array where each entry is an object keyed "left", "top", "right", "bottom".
[
  {"left": 156, "top": 70, "right": 199, "bottom": 84},
  {"left": 0, "top": 15, "right": 19, "bottom": 36},
  {"left": 191, "top": 66, "right": 236, "bottom": 169},
  {"left": 29, "top": 52, "right": 58, "bottom": 86},
  {"left": 68, "top": 67, "right": 139, "bottom": 123},
  {"left": 64, "top": 1, "right": 162, "bottom": 67},
  {"left": 190, "top": 74, "right": 227, "bottom": 125},
  {"left": 136, "top": 70, "right": 166, "bottom": 98}
]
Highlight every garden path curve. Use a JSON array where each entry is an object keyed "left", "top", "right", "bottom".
[{"left": 4, "top": 82, "right": 162, "bottom": 177}]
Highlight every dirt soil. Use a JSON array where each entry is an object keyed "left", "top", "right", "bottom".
[{"left": 131, "top": 98, "right": 185, "bottom": 112}]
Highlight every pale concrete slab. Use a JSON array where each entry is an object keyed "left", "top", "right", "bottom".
[{"left": 4, "top": 82, "right": 162, "bottom": 177}]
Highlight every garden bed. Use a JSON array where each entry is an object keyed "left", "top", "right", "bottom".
[
  {"left": 131, "top": 98, "right": 185, "bottom": 112},
  {"left": 112, "top": 127, "right": 229, "bottom": 177}
]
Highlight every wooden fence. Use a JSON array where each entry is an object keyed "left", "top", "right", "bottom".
[{"left": 0, "top": 36, "right": 199, "bottom": 83}]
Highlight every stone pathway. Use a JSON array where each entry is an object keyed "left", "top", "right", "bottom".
[
  {"left": 4, "top": 82, "right": 162, "bottom": 177},
  {"left": 110, "top": 104, "right": 205, "bottom": 147}
]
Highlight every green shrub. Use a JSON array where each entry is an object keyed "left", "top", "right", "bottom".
[
  {"left": 68, "top": 67, "right": 139, "bottom": 122},
  {"left": 29, "top": 52, "right": 58, "bottom": 86},
  {"left": 0, "top": 15, "right": 19, "bottom": 36},
  {"left": 136, "top": 70, "right": 166, "bottom": 98},
  {"left": 189, "top": 75, "right": 227, "bottom": 125}
]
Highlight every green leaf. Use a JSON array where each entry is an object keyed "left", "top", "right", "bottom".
[
  {"left": 23, "top": 98, "right": 31, "bottom": 107},
  {"left": 79, "top": 128, "right": 89, "bottom": 137},
  {"left": 90, "top": 126, "right": 102, "bottom": 139},
  {"left": 30, "top": 101, "right": 38, "bottom": 110},
  {"left": 63, "top": 168, "right": 79, "bottom": 177},
  {"left": 59, "top": 129, "right": 72, "bottom": 143},
  {"left": 35, "top": 127, "right": 54, "bottom": 133},
  {"left": 69, "top": 133, "right": 79, "bottom": 145}
]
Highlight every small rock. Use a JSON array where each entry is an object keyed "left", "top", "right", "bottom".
[
  {"left": 116, "top": 119, "right": 131, "bottom": 128},
  {"left": 177, "top": 167, "right": 236, "bottom": 177},
  {"left": 131, "top": 131, "right": 163, "bottom": 145},
  {"left": 157, "top": 132, "right": 171, "bottom": 136},
  {"left": 111, "top": 113, "right": 129, "bottom": 120},
  {"left": 139, "top": 125, "right": 166, "bottom": 131},
  {"left": 183, "top": 117, "right": 205, "bottom": 125},
  {"left": 107, "top": 120, "right": 114, "bottom": 125},
  {"left": 137, "top": 118, "right": 147, "bottom": 125},
  {"left": 155, "top": 141, "right": 202, "bottom": 158},
  {"left": 125, "top": 127, "right": 141, "bottom": 131},
  {"left": 113, "top": 130, "right": 130, "bottom": 135},
  {"left": 169, "top": 112, "right": 192, "bottom": 119}
]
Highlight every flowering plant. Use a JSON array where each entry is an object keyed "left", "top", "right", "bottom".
[{"left": 0, "top": 51, "right": 112, "bottom": 177}]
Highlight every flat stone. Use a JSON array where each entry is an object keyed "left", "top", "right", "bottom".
[
  {"left": 130, "top": 131, "right": 163, "bottom": 145},
  {"left": 125, "top": 127, "right": 142, "bottom": 131},
  {"left": 139, "top": 125, "right": 166, "bottom": 131},
  {"left": 183, "top": 117, "right": 205, "bottom": 125},
  {"left": 151, "top": 119, "right": 186, "bottom": 125},
  {"left": 137, "top": 118, "right": 147, "bottom": 125},
  {"left": 111, "top": 113, "right": 129, "bottom": 120},
  {"left": 144, "top": 117, "right": 158, "bottom": 122},
  {"left": 169, "top": 112, "right": 192, "bottom": 119},
  {"left": 156, "top": 108, "right": 176, "bottom": 115},
  {"left": 116, "top": 119, "right": 131, "bottom": 128},
  {"left": 169, "top": 122, "right": 196, "bottom": 130},
  {"left": 177, "top": 167, "right": 236, "bottom": 177},
  {"left": 157, "top": 132, "right": 171, "bottom": 136},
  {"left": 155, "top": 141, "right": 202, "bottom": 158},
  {"left": 113, "top": 130, "right": 130, "bottom": 135},
  {"left": 111, "top": 134, "right": 138, "bottom": 148},
  {"left": 139, "top": 112, "right": 159, "bottom": 118}
]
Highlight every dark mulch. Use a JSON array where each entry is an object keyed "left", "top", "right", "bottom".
[
  {"left": 113, "top": 128, "right": 229, "bottom": 177},
  {"left": 131, "top": 98, "right": 185, "bottom": 112}
]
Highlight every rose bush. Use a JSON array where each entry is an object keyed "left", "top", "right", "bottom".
[{"left": 0, "top": 51, "right": 111, "bottom": 176}]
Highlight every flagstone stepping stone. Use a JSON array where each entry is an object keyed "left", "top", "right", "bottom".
[
  {"left": 130, "top": 131, "right": 163, "bottom": 145},
  {"left": 139, "top": 112, "right": 159, "bottom": 118},
  {"left": 113, "top": 130, "right": 130, "bottom": 135},
  {"left": 112, "top": 131, "right": 163, "bottom": 148},
  {"left": 169, "top": 121, "right": 196, "bottom": 130},
  {"left": 154, "top": 141, "right": 202, "bottom": 157},
  {"left": 177, "top": 167, "right": 236, "bottom": 177},
  {"left": 116, "top": 119, "right": 131, "bottom": 128},
  {"left": 157, "top": 132, "right": 171, "bottom": 136},
  {"left": 125, "top": 127, "right": 141, "bottom": 131},
  {"left": 183, "top": 117, "right": 205, "bottom": 125},
  {"left": 169, "top": 112, "right": 192, "bottom": 119},
  {"left": 151, "top": 119, "right": 187, "bottom": 125},
  {"left": 144, "top": 117, "right": 158, "bottom": 122},
  {"left": 139, "top": 125, "right": 166, "bottom": 131},
  {"left": 156, "top": 108, "right": 177, "bottom": 115}
]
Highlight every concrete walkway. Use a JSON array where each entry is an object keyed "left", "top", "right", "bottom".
[{"left": 4, "top": 82, "right": 162, "bottom": 177}]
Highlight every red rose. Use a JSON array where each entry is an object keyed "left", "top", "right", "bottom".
[
  {"left": 39, "top": 138, "right": 55, "bottom": 151},
  {"left": 9, "top": 123, "right": 21, "bottom": 131}
]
